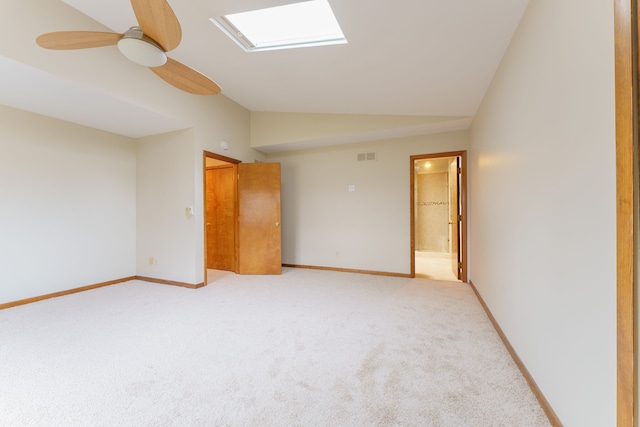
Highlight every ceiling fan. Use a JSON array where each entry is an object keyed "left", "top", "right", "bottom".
[{"left": 36, "top": 0, "right": 221, "bottom": 95}]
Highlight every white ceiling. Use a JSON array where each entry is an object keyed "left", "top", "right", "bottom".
[
  {"left": 0, "top": 55, "right": 188, "bottom": 138},
  {"left": 0, "top": 0, "right": 530, "bottom": 141}
]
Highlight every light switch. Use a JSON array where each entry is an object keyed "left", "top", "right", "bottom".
[
  {"left": 185, "top": 206, "right": 194, "bottom": 217},
  {"left": 348, "top": 185, "right": 355, "bottom": 192}
]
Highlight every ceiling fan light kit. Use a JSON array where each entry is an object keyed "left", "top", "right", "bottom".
[
  {"left": 117, "top": 27, "right": 167, "bottom": 67},
  {"left": 35, "top": 0, "right": 221, "bottom": 95}
]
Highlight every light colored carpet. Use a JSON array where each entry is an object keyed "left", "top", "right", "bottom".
[{"left": 0, "top": 268, "right": 550, "bottom": 426}]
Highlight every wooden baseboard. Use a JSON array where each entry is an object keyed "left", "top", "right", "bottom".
[
  {"left": 283, "top": 264, "right": 411, "bottom": 278},
  {"left": 468, "top": 281, "right": 562, "bottom": 427},
  {"left": 0, "top": 276, "right": 136, "bottom": 310},
  {"left": 135, "top": 276, "right": 205, "bottom": 289},
  {"left": 0, "top": 275, "right": 206, "bottom": 310}
]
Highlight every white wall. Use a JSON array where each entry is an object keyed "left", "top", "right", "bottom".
[
  {"left": 267, "top": 131, "right": 469, "bottom": 274},
  {"left": 468, "top": 0, "right": 616, "bottom": 425},
  {"left": 136, "top": 129, "right": 198, "bottom": 284},
  {"left": 0, "top": 106, "right": 136, "bottom": 304}
]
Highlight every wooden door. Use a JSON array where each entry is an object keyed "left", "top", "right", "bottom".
[
  {"left": 237, "top": 163, "right": 282, "bottom": 274},
  {"left": 205, "top": 165, "right": 237, "bottom": 271},
  {"left": 449, "top": 158, "right": 460, "bottom": 280}
]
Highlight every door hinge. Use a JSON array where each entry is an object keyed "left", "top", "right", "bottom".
[
  {"left": 458, "top": 214, "right": 462, "bottom": 221},
  {"left": 458, "top": 262, "right": 463, "bottom": 269},
  {"left": 457, "top": 167, "right": 462, "bottom": 174}
]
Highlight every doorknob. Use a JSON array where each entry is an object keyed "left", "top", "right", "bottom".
[{"left": 275, "top": 222, "right": 280, "bottom": 227}]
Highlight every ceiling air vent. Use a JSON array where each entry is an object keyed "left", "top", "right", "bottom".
[{"left": 357, "top": 151, "right": 377, "bottom": 162}]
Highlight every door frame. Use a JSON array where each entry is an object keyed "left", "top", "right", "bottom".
[
  {"left": 410, "top": 150, "right": 467, "bottom": 282},
  {"left": 203, "top": 150, "right": 241, "bottom": 285},
  {"left": 614, "top": 0, "right": 637, "bottom": 424}
]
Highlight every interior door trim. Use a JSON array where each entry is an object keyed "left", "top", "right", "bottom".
[
  {"left": 203, "top": 151, "right": 241, "bottom": 285},
  {"left": 614, "top": 0, "right": 637, "bottom": 424},
  {"left": 410, "top": 150, "right": 467, "bottom": 282}
]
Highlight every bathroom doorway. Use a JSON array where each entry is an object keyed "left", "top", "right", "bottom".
[{"left": 410, "top": 151, "right": 467, "bottom": 282}]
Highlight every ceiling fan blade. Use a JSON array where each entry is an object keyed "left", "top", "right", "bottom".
[
  {"left": 36, "top": 31, "right": 121, "bottom": 50},
  {"left": 131, "top": 0, "right": 182, "bottom": 52},
  {"left": 150, "top": 58, "right": 221, "bottom": 95}
]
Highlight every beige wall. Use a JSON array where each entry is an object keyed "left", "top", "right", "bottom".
[
  {"left": 266, "top": 131, "right": 469, "bottom": 274},
  {"left": 416, "top": 172, "right": 449, "bottom": 252},
  {"left": 0, "top": 105, "right": 136, "bottom": 304},
  {"left": 136, "top": 129, "right": 198, "bottom": 284},
  {"left": 0, "top": 99, "right": 255, "bottom": 293},
  {"left": 469, "top": 0, "right": 615, "bottom": 425},
  {"left": 251, "top": 112, "right": 464, "bottom": 150}
]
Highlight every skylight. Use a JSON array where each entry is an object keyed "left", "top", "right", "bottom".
[{"left": 211, "top": 0, "right": 347, "bottom": 52}]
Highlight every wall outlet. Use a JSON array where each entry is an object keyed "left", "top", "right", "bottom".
[
  {"left": 154, "top": 257, "right": 160, "bottom": 265},
  {"left": 148, "top": 257, "right": 154, "bottom": 265}
]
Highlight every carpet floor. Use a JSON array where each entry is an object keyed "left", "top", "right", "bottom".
[{"left": 0, "top": 268, "right": 550, "bottom": 426}]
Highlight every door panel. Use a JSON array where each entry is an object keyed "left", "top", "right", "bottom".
[
  {"left": 449, "top": 158, "right": 460, "bottom": 279},
  {"left": 206, "top": 166, "right": 237, "bottom": 271},
  {"left": 237, "top": 163, "right": 282, "bottom": 274}
]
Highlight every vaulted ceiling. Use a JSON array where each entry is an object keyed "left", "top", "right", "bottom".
[{"left": 0, "top": 0, "right": 529, "bottom": 141}]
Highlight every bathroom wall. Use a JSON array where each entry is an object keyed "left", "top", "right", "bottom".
[{"left": 416, "top": 172, "right": 449, "bottom": 252}]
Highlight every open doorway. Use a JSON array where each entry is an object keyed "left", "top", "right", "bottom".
[
  {"left": 204, "top": 151, "right": 240, "bottom": 284},
  {"left": 203, "top": 151, "right": 283, "bottom": 284},
  {"left": 410, "top": 151, "right": 467, "bottom": 282}
]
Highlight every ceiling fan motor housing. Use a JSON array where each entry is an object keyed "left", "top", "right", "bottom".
[{"left": 117, "top": 26, "right": 167, "bottom": 67}]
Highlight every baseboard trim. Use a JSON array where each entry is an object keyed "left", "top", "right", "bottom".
[
  {"left": 283, "top": 264, "right": 411, "bottom": 278},
  {"left": 135, "top": 276, "right": 205, "bottom": 289},
  {"left": 468, "top": 281, "right": 563, "bottom": 427},
  {"left": 0, "top": 276, "right": 136, "bottom": 310},
  {"left": 0, "top": 275, "right": 206, "bottom": 310}
]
